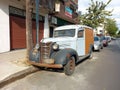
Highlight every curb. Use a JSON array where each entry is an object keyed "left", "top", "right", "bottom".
[{"left": 0, "top": 66, "right": 39, "bottom": 88}]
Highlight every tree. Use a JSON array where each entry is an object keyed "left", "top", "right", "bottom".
[
  {"left": 79, "top": 0, "right": 112, "bottom": 29},
  {"left": 105, "top": 18, "right": 118, "bottom": 36},
  {"left": 25, "top": 0, "right": 33, "bottom": 64},
  {"left": 117, "top": 31, "right": 120, "bottom": 35}
]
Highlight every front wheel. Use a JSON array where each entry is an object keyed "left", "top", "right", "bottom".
[{"left": 64, "top": 56, "right": 75, "bottom": 76}]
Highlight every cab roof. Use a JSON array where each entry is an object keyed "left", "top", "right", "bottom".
[{"left": 54, "top": 25, "right": 93, "bottom": 30}]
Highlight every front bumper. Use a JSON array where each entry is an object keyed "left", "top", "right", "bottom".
[{"left": 28, "top": 60, "right": 63, "bottom": 68}]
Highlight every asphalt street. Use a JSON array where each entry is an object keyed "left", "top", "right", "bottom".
[{"left": 1, "top": 39, "right": 120, "bottom": 90}]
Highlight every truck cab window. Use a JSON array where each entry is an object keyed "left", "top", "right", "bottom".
[{"left": 78, "top": 30, "right": 84, "bottom": 38}]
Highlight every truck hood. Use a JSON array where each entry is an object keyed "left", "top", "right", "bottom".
[
  {"left": 41, "top": 37, "right": 76, "bottom": 49},
  {"left": 42, "top": 37, "right": 74, "bottom": 43}
]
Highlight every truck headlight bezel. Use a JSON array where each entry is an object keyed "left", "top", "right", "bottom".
[{"left": 52, "top": 43, "right": 59, "bottom": 50}]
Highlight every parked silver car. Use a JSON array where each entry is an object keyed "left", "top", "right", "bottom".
[
  {"left": 106, "top": 36, "right": 111, "bottom": 43},
  {"left": 94, "top": 36, "right": 103, "bottom": 51}
]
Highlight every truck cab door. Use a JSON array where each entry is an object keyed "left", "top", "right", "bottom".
[{"left": 76, "top": 29, "right": 85, "bottom": 56}]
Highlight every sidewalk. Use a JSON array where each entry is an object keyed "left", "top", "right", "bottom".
[{"left": 0, "top": 49, "right": 39, "bottom": 88}]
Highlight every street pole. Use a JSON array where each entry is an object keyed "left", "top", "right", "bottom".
[
  {"left": 26, "top": 0, "right": 33, "bottom": 59},
  {"left": 35, "top": 0, "right": 39, "bottom": 48}
]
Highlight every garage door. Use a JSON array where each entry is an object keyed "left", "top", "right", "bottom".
[{"left": 10, "top": 16, "right": 44, "bottom": 49}]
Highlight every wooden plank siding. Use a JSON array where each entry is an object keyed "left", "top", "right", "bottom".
[{"left": 85, "top": 28, "right": 94, "bottom": 54}]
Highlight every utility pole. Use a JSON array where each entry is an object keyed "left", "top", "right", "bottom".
[{"left": 26, "top": 0, "right": 33, "bottom": 60}]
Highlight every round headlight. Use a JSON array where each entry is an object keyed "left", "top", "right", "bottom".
[{"left": 53, "top": 43, "right": 59, "bottom": 50}]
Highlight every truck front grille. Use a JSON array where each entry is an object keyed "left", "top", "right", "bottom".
[{"left": 40, "top": 42, "right": 52, "bottom": 63}]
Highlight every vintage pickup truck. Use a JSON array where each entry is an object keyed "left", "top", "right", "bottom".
[{"left": 29, "top": 25, "right": 94, "bottom": 75}]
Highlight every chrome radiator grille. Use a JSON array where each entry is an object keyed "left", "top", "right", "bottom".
[{"left": 40, "top": 42, "right": 52, "bottom": 62}]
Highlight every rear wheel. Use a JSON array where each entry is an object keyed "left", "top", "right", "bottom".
[
  {"left": 64, "top": 56, "right": 75, "bottom": 76},
  {"left": 88, "top": 46, "right": 93, "bottom": 59},
  {"left": 89, "top": 51, "right": 93, "bottom": 59}
]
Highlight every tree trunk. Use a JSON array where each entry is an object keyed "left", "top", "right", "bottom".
[{"left": 26, "top": 0, "right": 33, "bottom": 59}]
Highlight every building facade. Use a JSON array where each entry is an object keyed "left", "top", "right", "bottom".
[{"left": 0, "top": 0, "right": 78, "bottom": 53}]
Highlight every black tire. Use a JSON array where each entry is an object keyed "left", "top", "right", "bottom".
[
  {"left": 64, "top": 56, "right": 75, "bottom": 76},
  {"left": 89, "top": 51, "right": 93, "bottom": 59},
  {"left": 88, "top": 47, "right": 93, "bottom": 59},
  {"left": 101, "top": 45, "right": 103, "bottom": 49},
  {"left": 98, "top": 46, "right": 101, "bottom": 52}
]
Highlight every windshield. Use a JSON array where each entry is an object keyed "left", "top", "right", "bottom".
[
  {"left": 54, "top": 29, "right": 75, "bottom": 37},
  {"left": 101, "top": 36, "right": 106, "bottom": 40}
]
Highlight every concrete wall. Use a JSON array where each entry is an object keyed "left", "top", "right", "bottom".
[
  {"left": 0, "top": 0, "right": 26, "bottom": 53},
  {"left": 0, "top": 0, "right": 10, "bottom": 53},
  {"left": 9, "top": 0, "right": 25, "bottom": 10}
]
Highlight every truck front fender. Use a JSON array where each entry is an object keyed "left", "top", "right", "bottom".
[{"left": 50, "top": 48, "right": 78, "bottom": 65}]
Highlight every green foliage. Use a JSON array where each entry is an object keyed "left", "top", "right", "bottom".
[
  {"left": 79, "top": 0, "right": 112, "bottom": 28},
  {"left": 118, "top": 31, "right": 120, "bottom": 35},
  {"left": 105, "top": 18, "right": 118, "bottom": 36}
]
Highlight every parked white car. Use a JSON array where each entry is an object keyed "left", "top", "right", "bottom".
[{"left": 94, "top": 36, "right": 103, "bottom": 51}]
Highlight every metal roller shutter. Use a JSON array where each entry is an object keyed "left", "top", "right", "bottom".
[{"left": 10, "top": 16, "right": 44, "bottom": 49}]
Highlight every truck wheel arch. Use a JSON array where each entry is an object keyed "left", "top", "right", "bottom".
[{"left": 50, "top": 48, "right": 78, "bottom": 65}]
